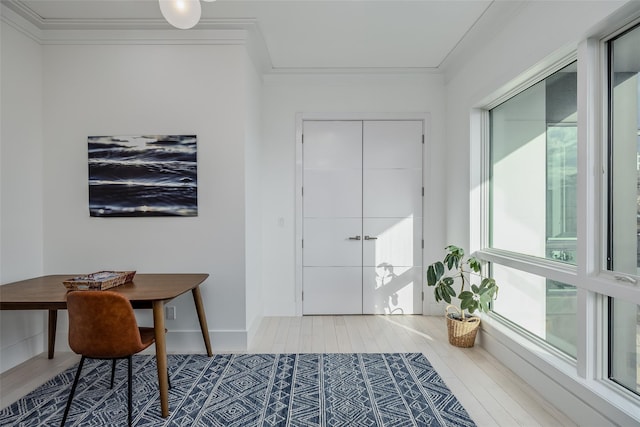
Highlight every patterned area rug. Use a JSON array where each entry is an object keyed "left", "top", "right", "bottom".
[{"left": 1, "top": 353, "right": 476, "bottom": 426}]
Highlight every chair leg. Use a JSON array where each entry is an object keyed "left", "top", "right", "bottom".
[
  {"left": 110, "top": 359, "right": 116, "bottom": 389},
  {"left": 127, "top": 355, "right": 132, "bottom": 427},
  {"left": 60, "top": 356, "right": 86, "bottom": 427}
]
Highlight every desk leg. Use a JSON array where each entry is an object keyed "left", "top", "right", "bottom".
[
  {"left": 192, "top": 286, "right": 213, "bottom": 357},
  {"left": 152, "top": 301, "right": 169, "bottom": 418},
  {"left": 48, "top": 310, "right": 57, "bottom": 359}
]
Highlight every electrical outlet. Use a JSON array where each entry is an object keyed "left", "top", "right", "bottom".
[{"left": 165, "top": 305, "right": 176, "bottom": 320}]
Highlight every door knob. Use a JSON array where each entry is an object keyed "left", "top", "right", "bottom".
[
  {"left": 348, "top": 236, "right": 361, "bottom": 240},
  {"left": 364, "top": 235, "right": 378, "bottom": 240}
]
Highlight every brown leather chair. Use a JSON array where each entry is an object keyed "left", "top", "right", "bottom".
[{"left": 60, "top": 290, "right": 162, "bottom": 426}]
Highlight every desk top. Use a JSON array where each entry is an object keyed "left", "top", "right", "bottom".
[{"left": 0, "top": 273, "right": 209, "bottom": 310}]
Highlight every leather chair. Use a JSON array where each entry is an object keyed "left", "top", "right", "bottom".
[{"left": 60, "top": 290, "right": 163, "bottom": 426}]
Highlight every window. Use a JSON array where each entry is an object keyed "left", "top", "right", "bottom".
[
  {"left": 488, "top": 61, "right": 578, "bottom": 356},
  {"left": 492, "top": 264, "right": 577, "bottom": 357},
  {"left": 490, "top": 62, "right": 578, "bottom": 264},
  {"left": 607, "top": 22, "right": 640, "bottom": 277},
  {"left": 547, "top": 124, "right": 578, "bottom": 263},
  {"left": 609, "top": 298, "right": 640, "bottom": 394},
  {"left": 607, "top": 22, "right": 640, "bottom": 397},
  {"left": 477, "top": 15, "right": 640, "bottom": 420}
]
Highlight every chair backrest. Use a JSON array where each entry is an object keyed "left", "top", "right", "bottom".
[{"left": 66, "top": 291, "right": 149, "bottom": 358}]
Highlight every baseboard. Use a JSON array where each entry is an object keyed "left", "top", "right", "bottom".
[
  {"left": 53, "top": 329, "right": 251, "bottom": 355},
  {"left": 480, "top": 318, "right": 640, "bottom": 426},
  {"left": 246, "top": 314, "right": 264, "bottom": 349},
  {"left": 166, "top": 329, "right": 248, "bottom": 353},
  {"left": 0, "top": 333, "right": 45, "bottom": 373}
]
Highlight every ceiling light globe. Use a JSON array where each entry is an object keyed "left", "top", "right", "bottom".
[{"left": 159, "top": 0, "right": 202, "bottom": 30}]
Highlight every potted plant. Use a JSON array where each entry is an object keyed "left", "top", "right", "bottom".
[{"left": 426, "top": 245, "right": 499, "bottom": 347}]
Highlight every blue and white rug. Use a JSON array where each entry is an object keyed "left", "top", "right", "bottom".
[{"left": 1, "top": 353, "right": 476, "bottom": 426}]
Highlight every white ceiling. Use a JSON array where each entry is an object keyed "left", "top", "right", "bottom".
[{"left": 2, "top": 0, "right": 519, "bottom": 72}]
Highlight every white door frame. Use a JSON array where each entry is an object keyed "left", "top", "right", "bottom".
[{"left": 295, "top": 112, "right": 431, "bottom": 316}]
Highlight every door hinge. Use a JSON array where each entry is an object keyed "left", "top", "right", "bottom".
[
  {"left": 422, "top": 239, "right": 424, "bottom": 249},
  {"left": 302, "top": 239, "right": 304, "bottom": 248},
  {"left": 302, "top": 134, "right": 304, "bottom": 144},
  {"left": 422, "top": 187, "right": 424, "bottom": 197},
  {"left": 422, "top": 134, "right": 425, "bottom": 144},
  {"left": 422, "top": 291, "right": 424, "bottom": 301},
  {"left": 302, "top": 186, "right": 304, "bottom": 196},
  {"left": 302, "top": 291, "right": 304, "bottom": 301}
]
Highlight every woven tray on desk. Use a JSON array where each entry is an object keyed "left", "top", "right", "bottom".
[{"left": 63, "top": 271, "right": 136, "bottom": 291}]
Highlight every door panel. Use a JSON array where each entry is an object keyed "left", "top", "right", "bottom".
[
  {"left": 363, "top": 121, "right": 423, "bottom": 169},
  {"left": 303, "top": 267, "right": 362, "bottom": 314},
  {"left": 363, "top": 266, "right": 422, "bottom": 314},
  {"left": 362, "top": 217, "right": 422, "bottom": 267},
  {"left": 363, "top": 169, "right": 422, "bottom": 218},
  {"left": 362, "top": 120, "right": 423, "bottom": 315},
  {"left": 304, "top": 218, "right": 362, "bottom": 266},
  {"left": 302, "top": 119, "right": 423, "bottom": 315},
  {"left": 303, "top": 169, "right": 362, "bottom": 218},
  {"left": 303, "top": 121, "right": 363, "bottom": 314},
  {"left": 303, "top": 121, "right": 362, "bottom": 169}
]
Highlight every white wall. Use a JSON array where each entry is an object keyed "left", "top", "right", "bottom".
[
  {"left": 0, "top": 19, "right": 46, "bottom": 372},
  {"left": 260, "top": 73, "right": 446, "bottom": 316},
  {"left": 38, "top": 42, "right": 251, "bottom": 353}
]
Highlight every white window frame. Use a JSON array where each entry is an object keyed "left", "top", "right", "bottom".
[{"left": 471, "top": 16, "right": 640, "bottom": 417}]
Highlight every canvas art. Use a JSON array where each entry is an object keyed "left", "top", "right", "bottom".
[{"left": 88, "top": 135, "right": 197, "bottom": 217}]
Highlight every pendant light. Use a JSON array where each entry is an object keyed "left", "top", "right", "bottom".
[{"left": 159, "top": 0, "right": 202, "bottom": 30}]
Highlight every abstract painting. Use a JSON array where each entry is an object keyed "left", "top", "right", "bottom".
[{"left": 88, "top": 135, "right": 197, "bottom": 217}]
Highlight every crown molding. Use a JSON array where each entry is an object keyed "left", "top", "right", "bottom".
[
  {"left": 1, "top": 1, "right": 273, "bottom": 73},
  {"left": 267, "top": 66, "right": 440, "bottom": 75},
  {"left": 1, "top": 0, "right": 440, "bottom": 75},
  {"left": 1, "top": 1, "right": 43, "bottom": 42}
]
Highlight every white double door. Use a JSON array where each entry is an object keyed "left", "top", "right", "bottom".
[{"left": 302, "top": 120, "right": 423, "bottom": 315}]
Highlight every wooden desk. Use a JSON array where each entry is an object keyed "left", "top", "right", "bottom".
[{"left": 0, "top": 273, "right": 213, "bottom": 418}]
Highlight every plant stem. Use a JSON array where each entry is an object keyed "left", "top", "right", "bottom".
[{"left": 459, "top": 264, "right": 466, "bottom": 320}]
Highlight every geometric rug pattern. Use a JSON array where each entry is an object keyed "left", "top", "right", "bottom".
[{"left": 0, "top": 353, "right": 476, "bottom": 426}]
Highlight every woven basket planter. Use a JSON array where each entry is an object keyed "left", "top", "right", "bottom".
[{"left": 445, "top": 305, "right": 481, "bottom": 348}]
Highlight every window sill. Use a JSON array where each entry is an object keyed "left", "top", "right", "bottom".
[{"left": 480, "top": 313, "right": 640, "bottom": 426}]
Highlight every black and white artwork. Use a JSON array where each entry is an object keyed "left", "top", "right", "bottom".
[{"left": 88, "top": 135, "right": 197, "bottom": 217}]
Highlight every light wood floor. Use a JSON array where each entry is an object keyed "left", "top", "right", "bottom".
[{"left": 0, "top": 315, "right": 576, "bottom": 426}]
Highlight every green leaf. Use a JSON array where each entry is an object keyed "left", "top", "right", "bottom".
[
  {"left": 444, "top": 253, "right": 455, "bottom": 270},
  {"left": 481, "top": 277, "right": 495, "bottom": 288},
  {"left": 468, "top": 257, "right": 481, "bottom": 273},
  {"left": 459, "top": 290, "right": 473, "bottom": 299},
  {"left": 434, "top": 261, "right": 444, "bottom": 278},
  {"left": 441, "top": 286, "right": 452, "bottom": 303},
  {"left": 426, "top": 262, "right": 444, "bottom": 286},
  {"left": 426, "top": 265, "right": 436, "bottom": 286}
]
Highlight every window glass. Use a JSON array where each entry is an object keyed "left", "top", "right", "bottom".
[
  {"left": 609, "top": 298, "right": 640, "bottom": 394},
  {"left": 608, "top": 23, "right": 640, "bottom": 399},
  {"left": 492, "top": 264, "right": 577, "bottom": 358},
  {"left": 490, "top": 62, "right": 577, "bottom": 264},
  {"left": 608, "top": 23, "right": 640, "bottom": 276}
]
